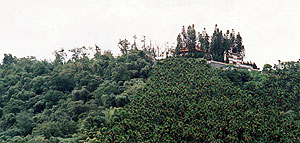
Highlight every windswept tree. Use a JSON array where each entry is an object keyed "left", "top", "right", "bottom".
[
  {"left": 53, "top": 48, "right": 67, "bottom": 65},
  {"left": 69, "top": 46, "right": 92, "bottom": 62},
  {"left": 131, "top": 35, "right": 138, "bottom": 51},
  {"left": 118, "top": 39, "right": 130, "bottom": 55},
  {"left": 94, "top": 44, "right": 102, "bottom": 58}
]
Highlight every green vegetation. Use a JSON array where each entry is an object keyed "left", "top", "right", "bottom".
[
  {"left": 0, "top": 49, "right": 153, "bottom": 142},
  {"left": 176, "top": 25, "right": 244, "bottom": 60},
  {"left": 1, "top": 50, "right": 300, "bottom": 142},
  {"left": 1, "top": 29, "right": 300, "bottom": 142},
  {"left": 86, "top": 58, "right": 300, "bottom": 142},
  {"left": 175, "top": 24, "right": 258, "bottom": 69}
]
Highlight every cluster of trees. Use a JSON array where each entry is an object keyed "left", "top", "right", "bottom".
[
  {"left": 118, "top": 36, "right": 156, "bottom": 58},
  {"left": 175, "top": 24, "right": 245, "bottom": 62},
  {"left": 86, "top": 57, "right": 300, "bottom": 142},
  {"left": 1, "top": 29, "right": 299, "bottom": 142},
  {"left": 0, "top": 47, "right": 153, "bottom": 142}
]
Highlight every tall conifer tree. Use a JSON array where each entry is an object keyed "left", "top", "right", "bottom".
[
  {"left": 235, "top": 32, "right": 244, "bottom": 54},
  {"left": 210, "top": 24, "right": 224, "bottom": 62},
  {"left": 187, "top": 24, "right": 196, "bottom": 57},
  {"left": 175, "top": 33, "right": 183, "bottom": 56}
]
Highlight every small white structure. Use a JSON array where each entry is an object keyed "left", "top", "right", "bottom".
[
  {"left": 208, "top": 60, "right": 255, "bottom": 71},
  {"left": 226, "top": 52, "right": 244, "bottom": 65},
  {"left": 237, "top": 64, "right": 254, "bottom": 70},
  {"left": 155, "top": 49, "right": 174, "bottom": 60}
]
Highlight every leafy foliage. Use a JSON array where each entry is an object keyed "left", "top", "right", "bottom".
[
  {"left": 0, "top": 49, "right": 153, "bottom": 142},
  {"left": 1, "top": 43, "right": 300, "bottom": 142},
  {"left": 88, "top": 58, "right": 300, "bottom": 142}
]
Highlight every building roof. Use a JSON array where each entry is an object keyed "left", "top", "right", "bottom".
[{"left": 180, "top": 46, "right": 202, "bottom": 53}]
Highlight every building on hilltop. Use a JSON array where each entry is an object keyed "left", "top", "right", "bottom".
[
  {"left": 178, "top": 45, "right": 203, "bottom": 56},
  {"left": 208, "top": 60, "right": 256, "bottom": 71},
  {"left": 225, "top": 52, "right": 244, "bottom": 65},
  {"left": 156, "top": 24, "right": 258, "bottom": 70}
]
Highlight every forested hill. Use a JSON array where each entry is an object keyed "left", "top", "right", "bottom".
[
  {"left": 90, "top": 57, "right": 300, "bottom": 142},
  {"left": 1, "top": 50, "right": 300, "bottom": 142},
  {"left": 0, "top": 50, "right": 153, "bottom": 142}
]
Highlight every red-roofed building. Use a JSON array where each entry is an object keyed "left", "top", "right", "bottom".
[{"left": 178, "top": 45, "right": 203, "bottom": 56}]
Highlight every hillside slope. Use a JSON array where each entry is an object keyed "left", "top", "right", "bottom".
[
  {"left": 0, "top": 50, "right": 154, "bottom": 142},
  {"left": 92, "top": 57, "right": 300, "bottom": 142}
]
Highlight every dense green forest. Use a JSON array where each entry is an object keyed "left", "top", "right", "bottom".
[
  {"left": 86, "top": 58, "right": 300, "bottom": 142},
  {"left": 0, "top": 48, "right": 153, "bottom": 142},
  {"left": 1, "top": 32, "right": 300, "bottom": 142},
  {"left": 1, "top": 49, "right": 300, "bottom": 142}
]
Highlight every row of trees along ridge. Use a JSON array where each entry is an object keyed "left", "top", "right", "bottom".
[{"left": 175, "top": 24, "right": 245, "bottom": 62}]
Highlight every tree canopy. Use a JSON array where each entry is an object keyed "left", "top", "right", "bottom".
[
  {"left": 0, "top": 27, "right": 299, "bottom": 142},
  {"left": 86, "top": 58, "right": 300, "bottom": 142},
  {"left": 0, "top": 48, "right": 153, "bottom": 142}
]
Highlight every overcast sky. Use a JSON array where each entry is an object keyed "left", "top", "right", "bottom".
[{"left": 0, "top": 0, "right": 299, "bottom": 68}]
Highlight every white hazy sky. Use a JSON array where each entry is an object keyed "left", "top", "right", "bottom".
[{"left": 0, "top": 0, "right": 299, "bottom": 68}]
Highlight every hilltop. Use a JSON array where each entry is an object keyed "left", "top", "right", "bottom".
[
  {"left": 0, "top": 0, "right": 298, "bottom": 139},
  {"left": 89, "top": 57, "right": 300, "bottom": 142},
  {"left": 0, "top": 47, "right": 300, "bottom": 142}
]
